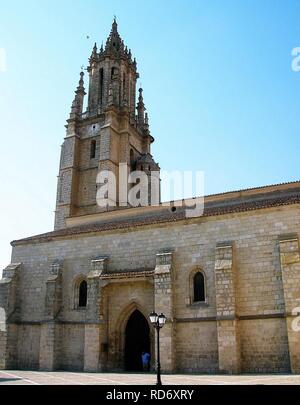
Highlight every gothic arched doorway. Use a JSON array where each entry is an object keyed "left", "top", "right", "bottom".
[{"left": 124, "top": 310, "right": 150, "bottom": 371}]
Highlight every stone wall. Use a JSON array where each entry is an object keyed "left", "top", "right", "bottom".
[
  {"left": 17, "top": 325, "right": 40, "bottom": 370},
  {"left": 279, "top": 235, "right": 300, "bottom": 372},
  {"left": 54, "top": 105, "right": 148, "bottom": 227},
  {"left": 1, "top": 204, "right": 299, "bottom": 373},
  {"left": 175, "top": 321, "right": 219, "bottom": 372},
  {"left": 59, "top": 324, "right": 85, "bottom": 371},
  {"left": 240, "top": 318, "right": 290, "bottom": 373}
]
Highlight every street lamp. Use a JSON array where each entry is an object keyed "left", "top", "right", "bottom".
[{"left": 149, "top": 311, "right": 166, "bottom": 386}]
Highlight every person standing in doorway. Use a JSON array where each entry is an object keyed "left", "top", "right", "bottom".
[{"left": 142, "top": 351, "right": 151, "bottom": 372}]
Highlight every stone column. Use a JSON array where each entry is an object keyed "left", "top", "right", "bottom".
[
  {"left": 154, "top": 251, "right": 175, "bottom": 373},
  {"left": 84, "top": 257, "right": 107, "bottom": 372},
  {"left": 39, "top": 260, "right": 63, "bottom": 371},
  {"left": 214, "top": 242, "right": 240, "bottom": 374},
  {"left": 279, "top": 235, "right": 300, "bottom": 373},
  {"left": 0, "top": 263, "right": 21, "bottom": 369}
]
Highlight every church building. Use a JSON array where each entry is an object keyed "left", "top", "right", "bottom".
[{"left": 1, "top": 20, "right": 300, "bottom": 374}]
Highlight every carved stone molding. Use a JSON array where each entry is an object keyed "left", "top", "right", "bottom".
[
  {"left": 46, "top": 260, "right": 63, "bottom": 282},
  {"left": 89, "top": 256, "right": 108, "bottom": 278},
  {"left": 0, "top": 263, "right": 21, "bottom": 283},
  {"left": 155, "top": 252, "right": 172, "bottom": 275}
]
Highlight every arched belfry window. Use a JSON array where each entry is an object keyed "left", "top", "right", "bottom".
[
  {"left": 193, "top": 272, "right": 205, "bottom": 303},
  {"left": 90, "top": 140, "right": 96, "bottom": 159},
  {"left": 78, "top": 280, "right": 87, "bottom": 308}
]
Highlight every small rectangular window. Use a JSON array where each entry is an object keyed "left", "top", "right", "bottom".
[{"left": 90, "top": 140, "right": 96, "bottom": 159}]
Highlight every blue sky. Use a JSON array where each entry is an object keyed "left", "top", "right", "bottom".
[{"left": 0, "top": 0, "right": 300, "bottom": 273}]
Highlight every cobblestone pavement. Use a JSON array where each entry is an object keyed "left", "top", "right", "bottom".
[{"left": 0, "top": 371, "right": 300, "bottom": 385}]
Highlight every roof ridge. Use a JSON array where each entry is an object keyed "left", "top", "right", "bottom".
[{"left": 11, "top": 192, "right": 300, "bottom": 246}]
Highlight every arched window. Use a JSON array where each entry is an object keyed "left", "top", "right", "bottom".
[
  {"left": 90, "top": 140, "right": 96, "bottom": 159},
  {"left": 78, "top": 280, "right": 87, "bottom": 308},
  {"left": 193, "top": 272, "right": 205, "bottom": 303}
]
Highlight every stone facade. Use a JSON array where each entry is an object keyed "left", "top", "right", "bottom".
[
  {"left": 0, "top": 20, "right": 300, "bottom": 374},
  {"left": 0, "top": 198, "right": 299, "bottom": 373},
  {"left": 54, "top": 19, "right": 159, "bottom": 230}
]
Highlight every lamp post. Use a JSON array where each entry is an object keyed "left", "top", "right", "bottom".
[{"left": 149, "top": 311, "right": 166, "bottom": 386}]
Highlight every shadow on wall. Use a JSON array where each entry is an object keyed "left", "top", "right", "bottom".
[{"left": 0, "top": 308, "right": 6, "bottom": 332}]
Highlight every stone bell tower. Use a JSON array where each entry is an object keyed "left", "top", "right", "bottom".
[{"left": 54, "top": 19, "right": 160, "bottom": 230}]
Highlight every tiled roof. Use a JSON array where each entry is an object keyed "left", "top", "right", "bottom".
[
  {"left": 100, "top": 269, "right": 154, "bottom": 279},
  {"left": 11, "top": 189, "right": 300, "bottom": 245},
  {"left": 204, "top": 180, "right": 300, "bottom": 198}
]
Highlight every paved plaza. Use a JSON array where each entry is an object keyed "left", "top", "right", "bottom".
[{"left": 0, "top": 371, "right": 300, "bottom": 385}]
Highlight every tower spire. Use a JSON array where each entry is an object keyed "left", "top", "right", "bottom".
[
  {"left": 78, "top": 71, "right": 84, "bottom": 90},
  {"left": 112, "top": 15, "right": 118, "bottom": 31},
  {"left": 90, "top": 42, "right": 98, "bottom": 61},
  {"left": 104, "top": 17, "right": 124, "bottom": 54},
  {"left": 57, "top": 19, "right": 159, "bottom": 229},
  {"left": 69, "top": 71, "right": 86, "bottom": 118},
  {"left": 87, "top": 20, "right": 139, "bottom": 115},
  {"left": 137, "top": 88, "right": 146, "bottom": 126}
]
